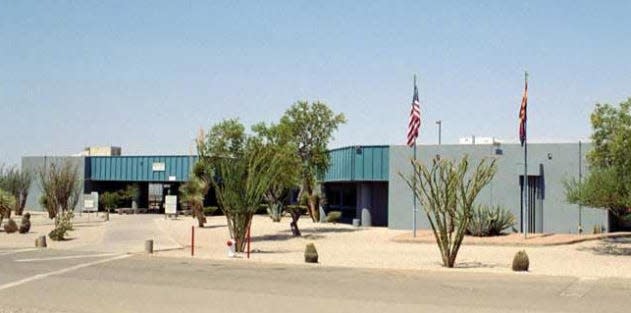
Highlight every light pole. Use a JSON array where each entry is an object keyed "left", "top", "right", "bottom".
[{"left": 436, "top": 120, "right": 442, "bottom": 145}]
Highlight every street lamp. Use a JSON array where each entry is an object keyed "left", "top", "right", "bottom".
[{"left": 436, "top": 120, "right": 442, "bottom": 145}]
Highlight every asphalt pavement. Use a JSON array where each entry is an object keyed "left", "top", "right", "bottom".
[{"left": 0, "top": 248, "right": 630, "bottom": 313}]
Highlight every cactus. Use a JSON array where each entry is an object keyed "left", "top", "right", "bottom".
[
  {"left": 3, "top": 218, "right": 18, "bottom": 233},
  {"left": 326, "top": 211, "right": 342, "bottom": 224},
  {"left": 304, "top": 243, "right": 318, "bottom": 263},
  {"left": 512, "top": 250, "right": 529, "bottom": 272},
  {"left": 19, "top": 213, "right": 31, "bottom": 234}
]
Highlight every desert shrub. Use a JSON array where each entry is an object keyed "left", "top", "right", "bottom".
[
  {"left": 48, "top": 211, "right": 74, "bottom": 241},
  {"left": 19, "top": 213, "right": 31, "bottom": 233},
  {"left": 304, "top": 242, "right": 318, "bottom": 263},
  {"left": 203, "top": 206, "right": 219, "bottom": 216},
  {"left": 512, "top": 250, "right": 529, "bottom": 271},
  {"left": 4, "top": 218, "right": 18, "bottom": 233},
  {"left": 0, "top": 189, "right": 16, "bottom": 226},
  {"left": 325, "top": 211, "right": 342, "bottom": 224},
  {"left": 467, "top": 205, "right": 515, "bottom": 237}
]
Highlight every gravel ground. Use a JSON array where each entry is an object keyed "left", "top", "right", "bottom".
[{"left": 155, "top": 214, "right": 631, "bottom": 279}]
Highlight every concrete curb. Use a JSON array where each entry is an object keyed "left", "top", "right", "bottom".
[{"left": 391, "top": 232, "right": 631, "bottom": 247}]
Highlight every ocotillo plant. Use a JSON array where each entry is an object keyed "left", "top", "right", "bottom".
[{"left": 402, "top": 155, "right": 497, "bottom": 268}]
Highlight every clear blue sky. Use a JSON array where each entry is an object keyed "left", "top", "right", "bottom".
[{"left": 2, "top": 1, "right": 630, "bottom": 166}]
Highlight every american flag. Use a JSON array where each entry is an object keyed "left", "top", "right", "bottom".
[
  {"left": 519, "top": 74, "right": 528, "bottom": 146},
  {"left": 407, "top": 82, "right": 421, "bottom": 147}
]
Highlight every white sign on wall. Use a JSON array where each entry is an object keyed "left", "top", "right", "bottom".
[
  {"left": 168, "top": 176, "right": 176, "bottom": 181},
  {"left": 152, "top": 162, "right": 166, "bottom": 171},
  {"left": 84, "top": 200, "right": 95, "bottom": 210},
  {"left": 165, "top": 195, "right": 177, "bottom": 215}
]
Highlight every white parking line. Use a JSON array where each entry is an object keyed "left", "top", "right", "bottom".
[
  {"left": 0, "top": 254, "right": 131, "bottom": 291},
  {"left": 0, "top": 248, "right": 39, "bottom": 256},
  {"left": 15, "top": 253, "right": 120, "bottom": 262}
]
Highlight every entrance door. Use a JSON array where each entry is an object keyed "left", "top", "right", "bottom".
[
  {"left": 148, "top": 183, "right": 164, "bottom": 213},
  {"left": 520, "top": 176, "right": 544, "bottom": 233}
]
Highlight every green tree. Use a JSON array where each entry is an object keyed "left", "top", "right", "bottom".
[
  {"left": 565, "top": 98, "right": 631, "bottom": 219},
  {"left": 196, "top": 119, "right": 286, "bottom": 251},
  {"left": 121, "top": 184, "right": 140, "bottom": 208},
  {"left": 279, "top": 101, "right": 346, "bottom": 222},
  {"left": 401, "top": 156, "right": 497, "bottom": 268},
  {"left": 252, "top": 122, "right": 301, "bottom": 222}
]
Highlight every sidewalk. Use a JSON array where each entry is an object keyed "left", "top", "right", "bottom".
[
  {"left": 0, "top": 212, "right": 182, "bottom": 254},
  {"left": 73, "top": 214, "right": 182, "bottom": 253}
]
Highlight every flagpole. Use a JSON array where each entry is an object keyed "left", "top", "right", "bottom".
[
  {"left": 523, "top": 71, "right": 529, "bottom": 239},
  {"left": 412, "top": 75, "right": 418, "bottom": 238}
]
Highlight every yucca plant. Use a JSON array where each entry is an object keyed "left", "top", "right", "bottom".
[
  {"left": 179, "top": 176, "right": 207, "bottom": 227},
  {"left": 467, "top": 205, "right": 516, "bottom": 237}
]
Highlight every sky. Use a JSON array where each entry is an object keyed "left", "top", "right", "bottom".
[{"left": 1, "top": 1, "right": 631, "bottom": 166}]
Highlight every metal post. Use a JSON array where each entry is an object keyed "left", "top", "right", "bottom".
[
  {"left": 523, "top": 71, "right": 529, "bottom": 239},
  {"left": 524, "top": 137, "right": 528, "bottom": 239},
  {"left": 436, "top": 120, "right": 442, "bottom": 145},
  {"left": 579, "top": 141, "right": 583, "bottom": 234},
  {"left": 412, "top": 75, "right": 418, "bottom": 238},
  {"left": 145, "top": 240, "right": 154, "bottom": 254},
  {"left": 191, "top": 226, "right": 195, "bottom": 256},
  {"left": 413, "top": 143, "right": 417, "bottom": 238}
]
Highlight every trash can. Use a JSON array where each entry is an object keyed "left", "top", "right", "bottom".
[{"left": 352, "top": 218, "right": 360, "bottom": 227}]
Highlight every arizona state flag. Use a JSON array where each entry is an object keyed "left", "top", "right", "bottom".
[{"left": 519, "top": 73, "right": 528, "bottom": 146}]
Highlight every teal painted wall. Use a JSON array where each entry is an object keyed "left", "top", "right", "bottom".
[
  {"left": 88, "top": 156, "right": 197, "bottom": 182},
  {"left": 323, "top": 146, "right": 389, "bottom": 182}
]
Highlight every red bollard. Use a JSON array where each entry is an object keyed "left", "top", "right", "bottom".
[
  {"left": 191, "top": 225, "right": 195, "bottom": 257},
  {"left": 246, "top": 224, "right": 251, "bottom": 259}
]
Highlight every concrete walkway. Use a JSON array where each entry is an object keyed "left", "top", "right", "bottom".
[{"left": 72, "top": 215, "right": 181, "bottom": 253}]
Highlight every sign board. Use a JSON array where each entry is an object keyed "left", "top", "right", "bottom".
[
  {"left": 165, "top": 195, "right": 177, "bottom": 215},
  {"left": 152, "top": 162, "right": 166, "bottom": 172},
  {"left": 84, "top": 200, "right": 95, "bottom": 210},
  {"left": 168, "top": 176, "right": 176, "bottom": 181}
]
